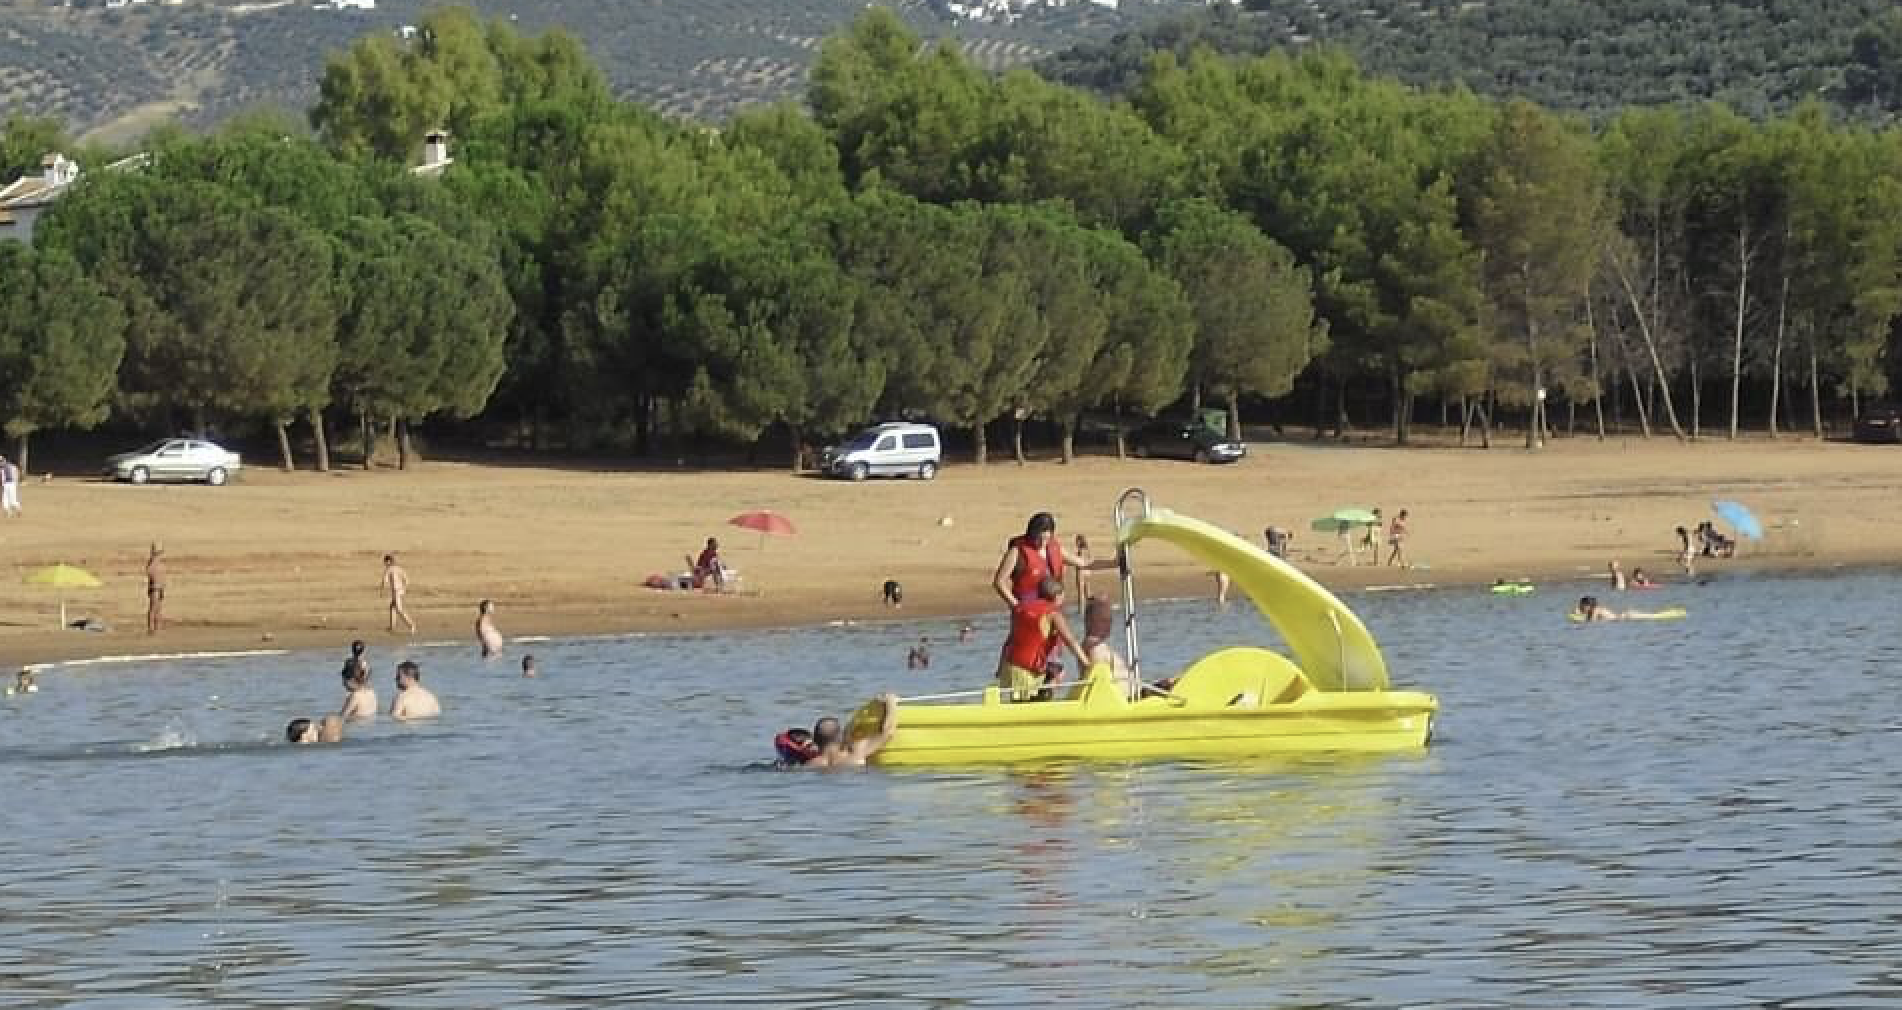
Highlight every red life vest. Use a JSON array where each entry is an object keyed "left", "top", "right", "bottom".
[
  {"left": 1004, "top": 598, "right": 1061, "bottom": 672},
  {"left": 1009, "top": 535, "right": 1064, "bottom": 602}
]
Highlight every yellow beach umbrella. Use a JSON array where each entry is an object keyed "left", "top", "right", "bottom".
[{"left": 23, "top": 563, "right": 103, "bottom": 628}]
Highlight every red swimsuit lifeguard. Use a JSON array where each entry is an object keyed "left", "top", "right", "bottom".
[{"left": 1007, "top": 535, "right": 1064, "bottom": 603}]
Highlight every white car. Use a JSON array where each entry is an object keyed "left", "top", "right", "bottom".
[
  {"left": 105, "top": 438, "right": 242, "bottom": 485},
  {"left": 821, "top": 422, "right": 942, "bottom": 480}
]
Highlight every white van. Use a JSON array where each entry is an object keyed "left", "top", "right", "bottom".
[{"left": 821, "top": 422, "right": 942, "bottom": 480}]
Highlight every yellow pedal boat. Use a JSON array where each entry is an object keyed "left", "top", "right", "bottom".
[{"left": 848, "top": 497, "right": 1438, "bottom": 766}]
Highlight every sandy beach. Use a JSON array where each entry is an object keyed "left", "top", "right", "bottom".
[{"left": 0, "top": 433, "right": 1886, "bottom": 668}]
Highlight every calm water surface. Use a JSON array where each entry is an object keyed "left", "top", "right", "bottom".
[{"left": 4, "top": 570, "right": 1902, "bottom": 1007}]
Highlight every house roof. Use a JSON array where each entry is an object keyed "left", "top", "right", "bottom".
[{"left": 0, "top": 174, "right": 65, "bottom": 210}]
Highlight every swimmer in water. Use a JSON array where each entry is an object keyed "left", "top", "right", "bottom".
[
  {"left": 521, "top": 654, "right": 538, "bottom": 678},
  {"left": 1631, "top": 567, "right": 1655, "bottom": 588},
  {"left": 476, "top": 599, "right": 504, "bottom": 659},
  {"left": 339, "top": 660, "right": 377, "bottom": 721},
  {"left": 390, "top": 661, "right": 442, "bottom": 721},
  {"left": 803, "top": 693, "right": 900, "bottom": 769},
  {"left": 907, "top": 636, "right": 931, "bottom": 670},
  {"left": 1572, "top": 596, "right": 1619, "bottom": 621},
  {"left": 7, "top": 667, "right": 38, "bottom": 695},
  {"left": 287, "top": 715, "right": 346, "bottom": 744}
]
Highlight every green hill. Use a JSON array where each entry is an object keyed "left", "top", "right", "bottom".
[
  {"left": 0, "top": 0, "right": 1159, "bottom": 141},
  {"left": 1042, "top": 0, "right": 1896, "bottom": 119}
]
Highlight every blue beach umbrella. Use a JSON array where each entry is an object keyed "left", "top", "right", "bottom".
[{"left": 1711, "top": 500, "right": 1763, "bottom": 541}]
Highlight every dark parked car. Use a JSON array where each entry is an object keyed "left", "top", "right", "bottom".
[
  {"left": 1854, "top": 404, "right": 1902, "bottom": 443},
  {"left": 1130, "top": 419, "right": 1246, "bottom": 463}
]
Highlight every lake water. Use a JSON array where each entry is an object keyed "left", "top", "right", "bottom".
[{"left": 4, "top": 569, "right": 1901, "bottom": 1007}]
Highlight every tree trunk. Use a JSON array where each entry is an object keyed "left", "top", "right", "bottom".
[
  {"left": 311, "top": 409, "right": 330, "bottom": 472},
  {"left": 1809, "top": 338, "right": 1823, "bottom": 437},
  {"left": 1587, "top": 290, "right": 1606, "bottom": 439},
  {"left": 973, "top": 423, "right": 989, "bottom": 465},
  {"left": 1392, "top": 370, "right": 1407, "bottom": 445},
  {"left": 1332, "top": 383, "right": 1348, "bottom": 440},
  {"left": 15, "top": 432, "right": 28, "bottom": 475},
  {"left": 1059, "top": 417, "right": 1076, "bottom": 464},
  {"left": 1479, "top": 390, "right": 1494, "bottom": 449},
  {"left": 1190, "top": 383, "right": 1202, "bottom": 412},
  {"left": 1727, "top": 221, "right": 1751, "bottom": 440},
  {"left": 1624, "top": 351, "right": 1652, "bottom": 437},
  {"left": 1608, "top": 253, "right": 1687, "bottom": 439},
  {"left": 360, "top": 411, "right": 374, "bottom": 471},
  {"left": 1011, "top": 414, "right": 1026, "bottom": 465},
  {"left": 1311, "top": 379, "right": 1328, "bottom": 439},
  {"left": 1457, "top": 397, "right": 1471, "bottom": 446},
  {"left": 393, "top": 415, "right": 408, "bottom": 471},
  {"left": 1768, "top": 272, "right": 1789, "bottom": 438},
  {"left": 788, "top": 425, "right": 804, "bottom": 472},
  {"left": 274, "top": 419, "right": 295, "bottom": 472},
  {"left": 1225, "top": 391, "right": 1241, "bottom": 442},
  {"left": 1689, "top": 356, "right": 1702, "bottom": 441}
]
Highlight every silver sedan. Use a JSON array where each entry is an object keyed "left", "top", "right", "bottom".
[{"left": 104, "top": 438, "right": 243, "bottom": 485}]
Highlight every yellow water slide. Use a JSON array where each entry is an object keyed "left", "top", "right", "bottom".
[{"left": 1118, "top": 509, "right": 1390, "bottom": 692}]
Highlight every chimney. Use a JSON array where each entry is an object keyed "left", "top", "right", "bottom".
[
  {"left": 422, "top": 131, "right": 449, "bottom": 168},
  {"left": 41, "top": 153, "right": 78, "bottom": 188}
]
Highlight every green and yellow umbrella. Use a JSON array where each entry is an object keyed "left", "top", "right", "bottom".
[{"left": 23, "top": 563, "right": 102, "bottom": 628}]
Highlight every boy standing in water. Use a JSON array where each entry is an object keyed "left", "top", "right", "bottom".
[{"left": 996, "top": 578, "right": 1089, "bottom": 702}]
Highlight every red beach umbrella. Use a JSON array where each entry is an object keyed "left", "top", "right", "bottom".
[{"left": 728, "top": 510, "right": 797, "bottom": 549}]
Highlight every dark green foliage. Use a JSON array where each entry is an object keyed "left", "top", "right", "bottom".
[
  {"left": 1047, "top": 0, "right": 1899, "bottom": 121},
  {"left": 0, "top": 242, "right": 126, "bottom": 467}
]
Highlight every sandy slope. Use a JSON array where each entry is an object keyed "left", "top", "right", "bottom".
[{"left": 0, "top": 434, "right": 1884, "bottom": 668}]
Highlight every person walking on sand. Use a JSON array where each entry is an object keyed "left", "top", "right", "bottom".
[
  {"left": 390, "top": 661, "right": 441, "bottom": 720},
  {"left": 0, "top": 455, "right": 20, "bottom": 517},
  {"left": 144, "top": 543, "right": 167, "bottom": 635},
  {"left": 383, "top": 554, "right": 416, "bottom": 634},
  {"left": 476, "top": 599, "right": 503, "bottom": 658},
  {"left": 1385, "top": 509, "right": 1410, "bottom": 567}
]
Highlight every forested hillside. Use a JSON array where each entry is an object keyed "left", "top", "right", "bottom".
[
  {"left": 1044, "top": 0, "right": 1900, "bottom": 119},
  {"left": 0, "top": 0, "right": 1149, "bottom": 140},
  {"left": 7, "top": 7, "right": 1902, "bottom": 476}
]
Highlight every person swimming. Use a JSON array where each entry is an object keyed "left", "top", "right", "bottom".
[
  {"left": 286, "top": 714, "right": 345, "bottom": 744},
  {"left": 1572, "top": 596, "right": 1618, "bottom": 621}
]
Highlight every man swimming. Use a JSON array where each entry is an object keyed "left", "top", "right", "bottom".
[
  {"left": 390, "top": 661, "right": 442, "bottom": 720},
  {"left": 521, "top": 654, "right": 538, "bottom": 678},
  {"left": 803, "top": 693, "right": 900, "bottom": 769}
]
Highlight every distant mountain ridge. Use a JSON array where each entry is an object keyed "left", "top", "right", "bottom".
[
  {"left": 6, "top": 0, "right": 1896, "bottom": 144},
  {"left": 1043, "top": 0, "right": 1898, "bottom": 119},
  {"left": 0, "top": 0, "right": 1171, "bottom": 141}
]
